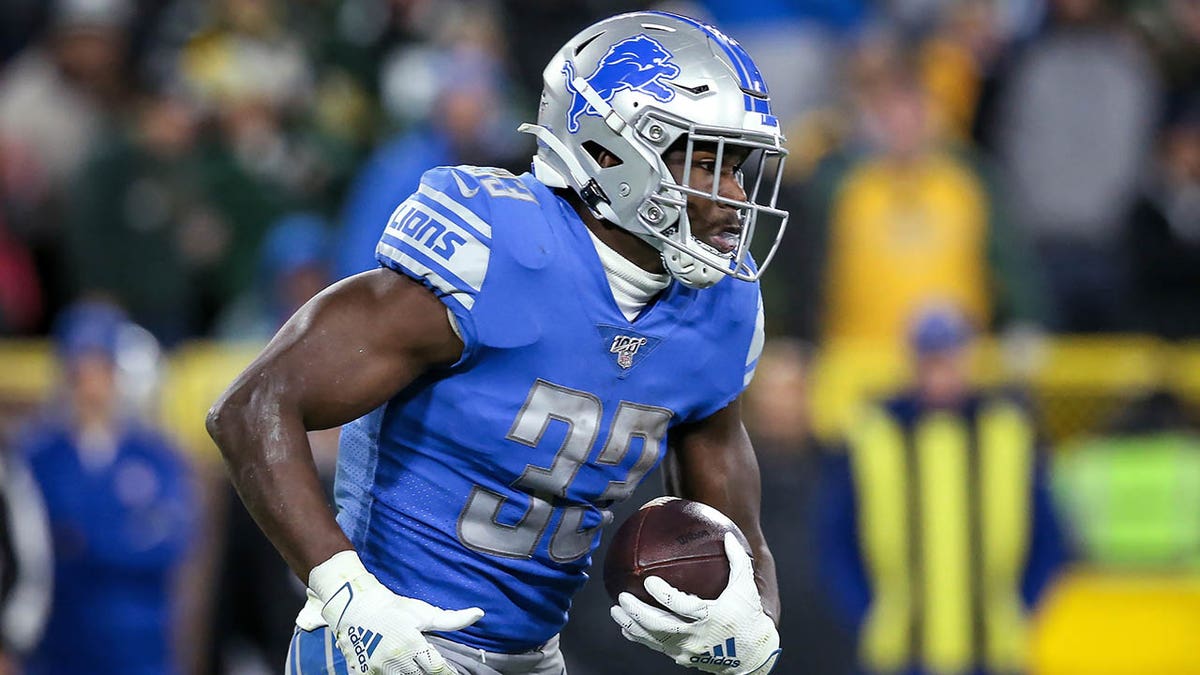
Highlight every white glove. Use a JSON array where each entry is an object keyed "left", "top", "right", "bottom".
[
  {"left": 309, "top": 551, "right": 484, "bottom": 675},
  {"left": 610, "top": 533, "right": 781, "bottom": 674}
]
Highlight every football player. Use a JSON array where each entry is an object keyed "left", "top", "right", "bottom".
[{"left": 208, "top": 11, "right": 788, "bottom": 675}]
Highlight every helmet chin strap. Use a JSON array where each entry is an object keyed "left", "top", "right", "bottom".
[
  {"left": 654, "top": 211, "right": 724, "bottom": 288},
  {"left": 662, "top": 245, "right": 723, "bottom": 289}
]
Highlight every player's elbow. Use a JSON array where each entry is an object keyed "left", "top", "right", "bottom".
[
  {"left": 205, "top": 394, "right": 238, "bottom": 456},
  {"left": 207, "top": 374, "right": 296, "bottom": 466},
  {"left": 205, "top": 382, "right": 260, "bottom": 461},
  {"left": 205, "top": 399, "right": 230, "bottom": 447}
]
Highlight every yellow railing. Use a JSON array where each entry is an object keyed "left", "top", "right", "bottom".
[
  {"left": 1029, "top": 570, "right": 1200, "bottom": 675},
  {"left": 6, "top": 336, "right": 1200, "bottom": 458},
  {"left": 811, "top": 335, "right": 1200, "bottom": 443},
  {"left": 0, "top": 339, "right": 261, "bottom": 460}
]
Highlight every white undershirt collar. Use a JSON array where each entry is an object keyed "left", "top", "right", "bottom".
[{"left": 586, "top": 228, "right": 671, "bottom": 321}]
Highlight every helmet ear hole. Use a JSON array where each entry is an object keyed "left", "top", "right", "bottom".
[{"left": 582, "top": 141, "right": 624, "bottom": 168}]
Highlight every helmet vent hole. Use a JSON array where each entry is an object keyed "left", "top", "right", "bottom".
[
  {"left": 582, "top": 141, "right": 623, "bottom": 168},
  {"left": 574, "top": 31, "right": 605, "bottom": 55}
]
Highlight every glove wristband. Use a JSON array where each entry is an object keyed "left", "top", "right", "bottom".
[
  {"left": 308, "top": 549, "right": 367, "bottom": 601},
  {"left": 742, "top": 648, "right": 782, "bottom": 674}
]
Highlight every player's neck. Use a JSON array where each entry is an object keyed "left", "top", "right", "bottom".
[
  {"left": 554, "top": 188, "right": 665, "bottom": 273},
  {"left": 565, "top": 195, "right": 665, "bottom": 275}
]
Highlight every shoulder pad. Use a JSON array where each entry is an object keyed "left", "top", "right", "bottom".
[{"left": 375, "top": 166, "right": 507, "bottom": 313}]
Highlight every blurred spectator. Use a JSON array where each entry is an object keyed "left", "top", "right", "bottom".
[
  {"left": 62, "top": 92, "right": 286, "bottom": 343},
  {"left": 0, "top": 0, "right": 135, "bottom": 326},
  {"left": 215, "top": 212, "right": 332, "bottom": 342},
  {"left": 0, "top": 214, "right": 42, "bottom": 334},
  {"left": 1132, "top": 0, "right": 1200, "bottom": 110},
  {"left": 0, "top": 0, "right": 49, "bottom": 64},
  {"left": 336, "top": 41, "right": 526, "bottom": 278},
  {"left": 61, "top": 93, "right": 201, "bottom": 343},
  {"left": 743, "top": 339, "right": 856, "bottom": 675},
  {"left": 986, "top": 0, "right": 1160, "bottom": 333},
  {"left": 0, "top": 440, "right": 53, "bottom": 671},
  {"left": 1054, "top": 390, "right": 1200, "bottom": 569},
  {"left": 19, "top": 302, "right": 198, "bottom": 675},
  {"left": 171, "top": 0, "right": 328, "bottom": 199},
  {"left": 146, "top": 0, "right": 380, "bottom": 216},
  {"left": 0, "top": 0, "right": 131, "bottom": 188},
  {"left": 816, "top": 305, "right": 1067, "bottom": 675},
  {"left": 1125, "top": 97, "right": 1200, "bottom": 338},
  {"left": 175, "top": 0, "right": 314, "bottom": 109},
  {"left": 810, "top": 47, "right": 1044, "bottom": 347},
  {"left": 917, "top": 0, "right": 1008, "bottom": 142}
]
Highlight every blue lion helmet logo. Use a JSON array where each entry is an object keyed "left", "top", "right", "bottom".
[{"left": 562, "top": 35, "right": 681, "bottom": 134}]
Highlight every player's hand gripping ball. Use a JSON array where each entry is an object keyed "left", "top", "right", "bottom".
[{"left": 606, "top": 497, "right": 781, "bottom": 674}]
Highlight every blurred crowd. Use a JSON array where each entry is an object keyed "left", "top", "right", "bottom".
[
  {"left": 0, "top": 0, "right": 1198, "bottom": 674},
  {"left": 0, "top": 0, "right": 1195, "bottom": 346},
  {"left": 0, "top": 0, "right": 548, "bottom": 344}
]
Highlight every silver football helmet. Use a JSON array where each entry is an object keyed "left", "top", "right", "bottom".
[{"left": 519, "top": 11, "right": 789, "bottom": 288}]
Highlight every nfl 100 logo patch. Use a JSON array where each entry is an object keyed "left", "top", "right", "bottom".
[
  {"left": 610, "top": 335, "right": 648, "bottom": 369},
  {"left": 597, "top": 325, "right": 661, "bottom": 376}
]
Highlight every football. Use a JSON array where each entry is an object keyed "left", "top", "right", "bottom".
[{"left": 603, "top": 496, "right": 751, "bottom": 608}]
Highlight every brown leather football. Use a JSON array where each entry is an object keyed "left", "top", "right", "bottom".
[{"left": 603, "top": 496, "right": 751, "bottom": 607}]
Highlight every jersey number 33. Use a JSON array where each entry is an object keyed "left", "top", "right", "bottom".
[{"left": 456, "top": 379, "right": 672, "bottom": 562}]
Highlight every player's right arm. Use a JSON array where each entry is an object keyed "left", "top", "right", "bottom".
[
  {"left": 207, "top": 268, "right": 460, "bottom": 578},
  {"left": 206, "top": 268, "right": 481, "bottom": 674}
]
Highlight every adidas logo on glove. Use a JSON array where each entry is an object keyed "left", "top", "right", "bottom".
[
  {"left": 348, "top": 626, "right": 383, "bottom": 673},
  {"left": 691, "top": 637, "right": 742, "bottom": 668}
]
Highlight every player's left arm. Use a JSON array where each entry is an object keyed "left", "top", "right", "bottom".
[
  {"left": 665, "top": 397, "right": 780, "bottom": 623},
  {"left": 611, "top": 396, "right": 781, "bottom": 674}
]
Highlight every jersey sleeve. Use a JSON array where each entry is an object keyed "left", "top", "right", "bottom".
[
  {"left": 743, "top": 292, "right": 765, "bottom": 387},
  {"left": 686, "top": 284, "right": 766, "bottom": 423},
  {"left": 375, "top": 166, "right": 495, "bottom": 355}
]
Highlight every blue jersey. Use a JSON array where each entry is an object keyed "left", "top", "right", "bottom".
[
  {"left": 23, "top": 418, "right": 196, "bottom": 675},
  {"left": 334, "top": 166, "right": 764, "bottom": 652}
]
